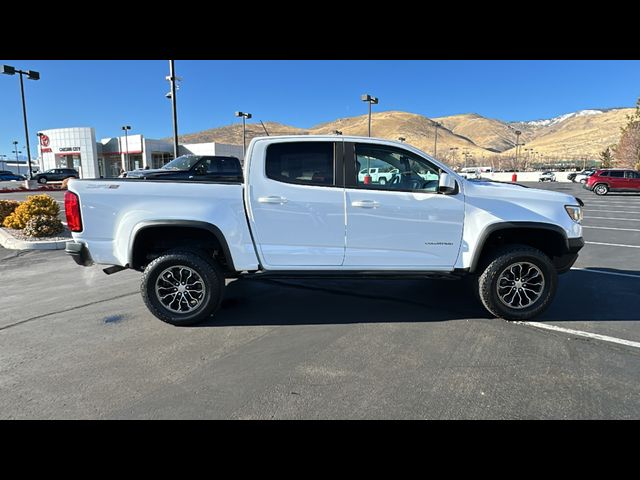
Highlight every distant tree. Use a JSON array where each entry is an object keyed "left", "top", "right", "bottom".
[
  {"left": 614, "top": 98, "right": 640, "bottom": 169},
  {"left": 599, "top": 146, "right": 615, "bottom": 168}
]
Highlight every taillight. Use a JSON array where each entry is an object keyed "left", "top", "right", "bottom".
[{"left": 64, "top": 191, "right": 83, "bottom": 232}]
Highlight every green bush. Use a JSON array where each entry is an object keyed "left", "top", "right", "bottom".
[
  {"left": 23, "top": 215, "right": 64, "bottom": 238},
  {"left": 0, "top": 200, "right": 21, "bottom": 223},
  {"left": 2, "top": 194, "right": 60, "bottom": 229}
]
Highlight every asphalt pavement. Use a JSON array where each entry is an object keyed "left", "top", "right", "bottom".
[{"left": 0, "top": 181, "right": 639, "bottom": 419}]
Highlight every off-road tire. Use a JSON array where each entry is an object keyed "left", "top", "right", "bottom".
[
  {"left": 477, "top": 245, "right": 557, "bottom": 321},
  {"left": 141, "top": 249, "right": 224, "bottom": 326}
]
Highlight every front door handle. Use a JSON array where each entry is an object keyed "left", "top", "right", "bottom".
[
  {"left": 351, "top": 200, "right": 381, "bottom": 208},
  {"left": 258, "top": 196, "right": 289, "bottom": 204}
]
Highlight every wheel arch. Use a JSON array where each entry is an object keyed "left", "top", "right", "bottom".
[
  {"left": 469, "top": 222, "right": 570, "bottom": 273},
  {"left": 128, "top": 220, "right": 236, "bottom": 272}
]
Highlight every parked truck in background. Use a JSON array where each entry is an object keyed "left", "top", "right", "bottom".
[{"left": 65, "top": 135, "right": 584, "bottom": 326}]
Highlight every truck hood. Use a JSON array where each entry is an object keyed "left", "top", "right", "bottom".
[{"left": 463, "top": 178, "right": 580, "bottom": 204}]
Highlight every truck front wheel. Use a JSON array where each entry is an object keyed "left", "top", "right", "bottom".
[
  {"left": 477, "top": 245, "right": 557, "bottom": 321},
  {"left": 140, "top": 250, "right": 224, "bottom": 326}
]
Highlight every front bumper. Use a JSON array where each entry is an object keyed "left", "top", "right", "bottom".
[
  {"left": 553, "top": 237, "right": 584, "bottom": 274},
  {"left": 65, "top": 241, "right": 93, "bottom": 266}
]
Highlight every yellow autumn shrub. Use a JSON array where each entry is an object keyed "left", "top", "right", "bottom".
[{"left": 2, "top": 194, "right": 60, "bottom": 229}]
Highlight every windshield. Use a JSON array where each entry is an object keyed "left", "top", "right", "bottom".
[{"left": 161, "top": 155, "right": 202, "bottom": 171}]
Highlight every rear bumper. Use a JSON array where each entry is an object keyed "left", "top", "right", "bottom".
[{"left": 65, "top": 241, "right": 93, "bottom": 266}]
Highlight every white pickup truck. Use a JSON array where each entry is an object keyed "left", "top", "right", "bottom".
[{"left": 65, "top": 135, "right": 584, "bottom": 325}]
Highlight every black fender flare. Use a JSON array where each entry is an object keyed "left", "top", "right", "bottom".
[
  {"left": 468, "top": 221, "right": 571, "bottom": 273},
  {"left": 128, "top": 220, "right": 236, "bottom": 271}
]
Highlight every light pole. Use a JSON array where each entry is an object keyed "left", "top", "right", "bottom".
[
  {"left": 361, "top": 94, "right": 379, "bottom": 137},
  {"left": 433, "top": 122, "right": 441, "bottom": 158},
  {"left": 449, "top": 147, "right": 459, "bottom": 168},
  {"left": 166, "top": 60, "right": 180, "bottom": 159},
  {"left": 122, "top": 125, "right": 131, "bottom": 170},
  {"left": 12, "top": 141, "right": 21, "bottom": 175},
  {"left": 2, "top": 65, "right": 40, "bottom": 180},
  {"left": 235, "top": 111, "right": 252, "bottom": 160},
  {"left": 513, "top": 130, "right": 522, "bottom": 170}
]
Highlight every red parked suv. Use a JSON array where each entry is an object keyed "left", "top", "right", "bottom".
[{"left": 585, "top": 169, "right": 640, "bottom": 195}]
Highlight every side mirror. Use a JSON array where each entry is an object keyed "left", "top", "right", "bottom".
[{"left": 438, "top": 173, "right": 457, "bottom": 194}]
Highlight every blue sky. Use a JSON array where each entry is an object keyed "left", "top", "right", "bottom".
[{"left": 1, "top": 60, "right": 639, "bottom": 160}]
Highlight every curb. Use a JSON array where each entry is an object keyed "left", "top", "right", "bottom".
[{"left": 0, "top": 228, "right": 68, "bottom": 250}]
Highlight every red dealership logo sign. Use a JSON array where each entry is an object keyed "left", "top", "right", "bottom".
[{"left": 40, "top": 134, "right": 50, "bottom": 147}]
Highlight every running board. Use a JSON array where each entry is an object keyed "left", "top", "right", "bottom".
[{"left": 242, "top": 270, "right": 465, "bottom": 280}]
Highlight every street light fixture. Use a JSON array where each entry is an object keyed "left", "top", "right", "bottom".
[
  {"left": 121, "top": 126, "right": 132, "bottom": 170},
  {"left": 235, "top": 111, "right": 252, "bottom": 159},
  {"left": 361, "top": 94, "right": 379, "bottom": 137},
  {"left": 334, "top": 130, "right": 343, "bottom": 135},
  {"left": 2, "top": 64, "right": 40, "bottom": 180},
  {"left": 398, "top": 137, "right": 406, "bottom": 143}
]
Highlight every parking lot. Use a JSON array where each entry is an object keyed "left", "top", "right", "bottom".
[{"left": 1, "top": 182, "right": 639, "bottom": 419}]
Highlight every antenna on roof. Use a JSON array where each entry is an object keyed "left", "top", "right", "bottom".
[{"left": 259, "top": 120, "right": 270, "bottom": 136}]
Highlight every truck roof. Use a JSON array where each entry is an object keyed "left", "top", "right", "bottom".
[{"left": 249, "top": 134, "right": 409, "bottom": 145}]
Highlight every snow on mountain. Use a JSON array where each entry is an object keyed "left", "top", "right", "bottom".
[{"left": 518, "top": 109, "right": 608, "bottom": 127}]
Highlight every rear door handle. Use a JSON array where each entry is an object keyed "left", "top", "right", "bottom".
[
  {"left": 351, "top": 200, "right": 380, "bottom": 208},
  {"left": 258, "top": 196, "right": 289, "bottom": 204}
]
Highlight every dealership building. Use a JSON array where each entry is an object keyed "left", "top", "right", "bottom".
[{"left": 35, "top": 127, "right": 243, "bottom": 178}]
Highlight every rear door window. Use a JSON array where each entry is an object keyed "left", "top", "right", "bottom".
[
  {"left": 609, "top": 171, "right": 624, "bottom": 178},
  {"left": 266, "top": 142, "right": 335, "bottom": 186}
]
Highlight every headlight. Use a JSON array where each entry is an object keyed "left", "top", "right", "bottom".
[{"left": 565, "top": 205, "right": 583, "bottom": 223}]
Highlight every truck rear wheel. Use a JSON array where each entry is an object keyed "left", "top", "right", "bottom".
[
  {"left": 140, "top": 250, "right": 224, "bottom": 326},
  {"left": 477, "top": 245, "right": 557, "bottom": 321}
]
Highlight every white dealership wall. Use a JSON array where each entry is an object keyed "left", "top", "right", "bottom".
[{"left": 38, "top": 127, "right": 98, "bottom": 179}]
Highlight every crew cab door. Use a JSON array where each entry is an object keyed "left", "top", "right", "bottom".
[
  {"left": 246, "top": 139, "right": 346, "bottom": 267},
  {"left": 343, "top": 142, "right": 464, "bottom": 268}
]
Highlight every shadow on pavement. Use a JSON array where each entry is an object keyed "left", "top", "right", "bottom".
[{"left": 195, "top": 268, "right": 640, "bottom": 327}]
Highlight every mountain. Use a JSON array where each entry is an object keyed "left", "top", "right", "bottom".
[
  {"left": 503, "top": 108, "right": 633, "bottom": 158},
  {"left": 308, "top": 111, "right": 488, "bottom": 157},
  {"left": 178, "top": 121, "right": 307, "bottom": 146},
  {"left": 176, "top": 107, "right": 634, "bottom": 162},
  {"left": 433, "top": 113, "right": 536, "bottom": 152}
]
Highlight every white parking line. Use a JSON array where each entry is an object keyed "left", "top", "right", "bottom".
[
  {"left": 585, "top": 216, "right": 640, "bottom": 222},
  {"left": 585, "top": 241, "right": 640, "bottom": 249},
  {"left": 571, "top": 267, "right": 640, "bottom": 279},
  {"left": 585, "top": 209, "right": 640, "bottom": 214},
  {"left": 583, "top": 225, "right": 640, "bottom": 232},
  {"left": 514, "top": 322, "right": 640, "bottom": 349}
]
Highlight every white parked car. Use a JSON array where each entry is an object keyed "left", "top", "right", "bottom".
[
  {"left": 357, "top": 167, "right": 399, "bottom": 185},
  {"left": 539, "top": 171, "right": 556, "bottom": 182},
  {"left": 573, "top": 170, "right": 595, "bottom": 183},
  {"left": 65, "top": 135, "right": 584, "bottom": 325}
]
